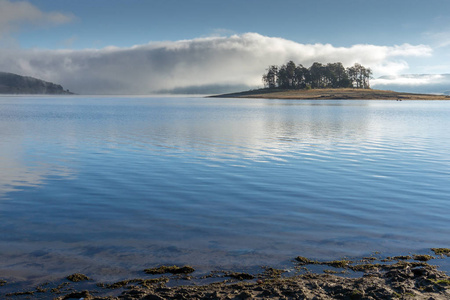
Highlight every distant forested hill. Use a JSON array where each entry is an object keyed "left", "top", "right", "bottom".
[{"left": 0, "top": 72, "right": 73, "bottom": 94}]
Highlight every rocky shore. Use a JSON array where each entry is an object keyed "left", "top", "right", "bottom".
[
  {"left": 1, "top": 249, "right": 449, "bottom": 299},
  {"left": 211, "top": 88, "right": 450, "bottom": 100}
]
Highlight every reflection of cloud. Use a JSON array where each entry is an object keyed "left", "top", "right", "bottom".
[
  {"left": 0, "top": 33, "right": 432, "bottom": 94},
  {"left": 0, "top": 155, "right": 44, "bottom": 195},
  {"left": 129, "top": 100, "right": 373, "bottom": 164},
  {"left": 0, "top": 0, "right": 74, "bottom": 36},
  {"left": 0, "top": 160, "right": 73, "bottom": 200},
  {"left": 372, "top": 74, "right": 450, "bottom": 94},
  {"left": 0, "top": 136, "right": 74, "bottom": 199}
]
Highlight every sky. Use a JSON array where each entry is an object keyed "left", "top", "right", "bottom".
[{"left": 0, "top": 0, "right": 450, "bottom": 94}]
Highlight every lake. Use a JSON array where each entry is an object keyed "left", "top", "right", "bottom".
[{"left": 0, "top": 96, "right": 449, "bottom": 285}]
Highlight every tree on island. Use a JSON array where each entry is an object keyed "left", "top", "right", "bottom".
[{"left": 262, "top": 61, "right": 372, "bottom": 89}]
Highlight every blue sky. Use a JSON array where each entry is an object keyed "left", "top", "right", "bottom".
[
  {"left": 1, "top": 0, "right": 450, "bottom": 94},
  {"left": 13, "top": 0, "right": 450, "bottom": 49}
]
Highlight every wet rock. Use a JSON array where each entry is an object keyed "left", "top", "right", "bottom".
[
  {"left": 5, "top": 291, "right": 35, "bottom": 296},
  {"left": 3, "top": 251, "right": 450, "bottom": 300},
  {"left": 411, "top": 268, "right": 425, "bottom": 277},
  {"left": 414, "top": 255, "right": 435, "bottom": 261},
  {"left": 60, "top": 290, "right": 93, "bottom": 300},
  {"left": 66, "top": 273, "right": 90, "bottom": 282},
  {"left": 350, "top": 263, "right": 382, "bottom": 272},
  {"left": 144, "top": 265, "right": 195, "bottom": 275},
  {"left": 295, "top": 256, "right": 316, "bottom": 265},
  {"left": 227, "top": 273, "right": 255, "bottom": 280},
  {"left": 392, "top": 255, "right": 412, "bottom": 260},
  {"left": 237, "top": 291, "right": 253, "bottom": 299},
  {"left": 99, "top": 277, "right": 169, "bottom": 290},
  {"left": 431, "top": 248, "right": 450, "bottom": 256},
  {"left": 142, "top": 294, "right": 165, "bottom": 300},
  {"left": 321, "top": 259, "right": 352, "bottom": 268}
]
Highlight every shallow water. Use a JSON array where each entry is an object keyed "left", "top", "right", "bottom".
[{"left": 0, "top": 96, "right": 449, "bottom": 283}]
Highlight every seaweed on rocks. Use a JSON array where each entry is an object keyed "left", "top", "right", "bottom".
[
  {"left": 144, "top": 265, "right": 195, "bottom": 275},
  {"left": 67, "top": 273, "right": 90, "bottom": 282},
  {"left": 432, "top": 248, "right": 450, "bottom": 257}
]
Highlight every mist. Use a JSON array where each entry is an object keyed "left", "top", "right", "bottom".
[{"left": 0, "top": 33, "right": 433, "bottom": 94}]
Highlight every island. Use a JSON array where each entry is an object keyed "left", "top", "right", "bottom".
[
  {"left": 212, "top": 61, "right": 450, "bottom": 100},
  {"left": 211, "top": 87, "right": 450, "bottom": 100},
  {"left": 0, "top": 72, "right": 73, "bottom": 95}
]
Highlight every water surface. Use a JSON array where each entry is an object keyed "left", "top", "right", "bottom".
[{"left": 0, "top": 96, "right": 449, "bottom": 283}]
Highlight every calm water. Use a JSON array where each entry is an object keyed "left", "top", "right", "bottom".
[{"left": 0, "top": 96, "right": 449, "bottom": 284}]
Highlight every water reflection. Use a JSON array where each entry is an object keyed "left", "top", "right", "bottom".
[
  {"left": 0, "top": 129, "right": 74, "bottom": 198},
  {"left": 1, "top": 96, "right": 449, "bottom": 283},
  {"left": 117, "top": 98, "right": 376, "bottom": 162}
]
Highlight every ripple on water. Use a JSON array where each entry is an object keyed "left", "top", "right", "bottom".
[{"left": 0, "top": 97, "right": 449, "bottom": 282}]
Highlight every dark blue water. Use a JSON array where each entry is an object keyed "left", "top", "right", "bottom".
[{"left": 0, "top": 96, "right": 449, "bottom": 283}]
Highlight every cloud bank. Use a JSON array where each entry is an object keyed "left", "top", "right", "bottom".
[
  {"left": 0, "top": 33, "right": 434, "bottom": 94},
  {"left": 372, "top": 74, "right": 450, "bottom": 94}
]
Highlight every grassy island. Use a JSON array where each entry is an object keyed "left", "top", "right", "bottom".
[
  {"left": 211, "top": 88, "right": 450, "bottom": 100},
  {"left": 211, "top": 60, "right": 450, "bottom": 100}
]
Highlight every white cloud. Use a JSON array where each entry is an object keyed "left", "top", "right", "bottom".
[
  {"left": 373, "top": 60, "right": 410, "bottom": 75},
  {"left": 386, "top": 44, "right": 432, "bottom": 57},
  {"left": 424, "top": 28, "right": 450, "bottom": 49},
  {"left": 373, "top": 74, "right": 445, "bottom": 86},
  {"left": 60, "top": 35, "right": 78, "bottom": 48},
  {"left": 0, "top": 0, "right": 74, "bottom": 36},
  {"left": 0, "top": 33, "right": 434, "bottom": 94},
  {"left": 372, "top": 74, "right": 450, "bottom": 94}
]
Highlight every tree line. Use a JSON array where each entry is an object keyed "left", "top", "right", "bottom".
[{"left": 262, "top": 61, "right": 372, "bottom": 89}]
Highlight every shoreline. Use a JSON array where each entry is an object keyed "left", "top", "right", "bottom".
[
  {"left": 2, "top": 249, "right": 449, "bottom": 299},
  {"left": 210, "top": 88, "right": 450, "bottom": 100}
]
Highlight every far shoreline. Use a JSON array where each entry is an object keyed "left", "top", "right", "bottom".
[{"left": 210, "top": 88, "right": 450, "bottom": 100}]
